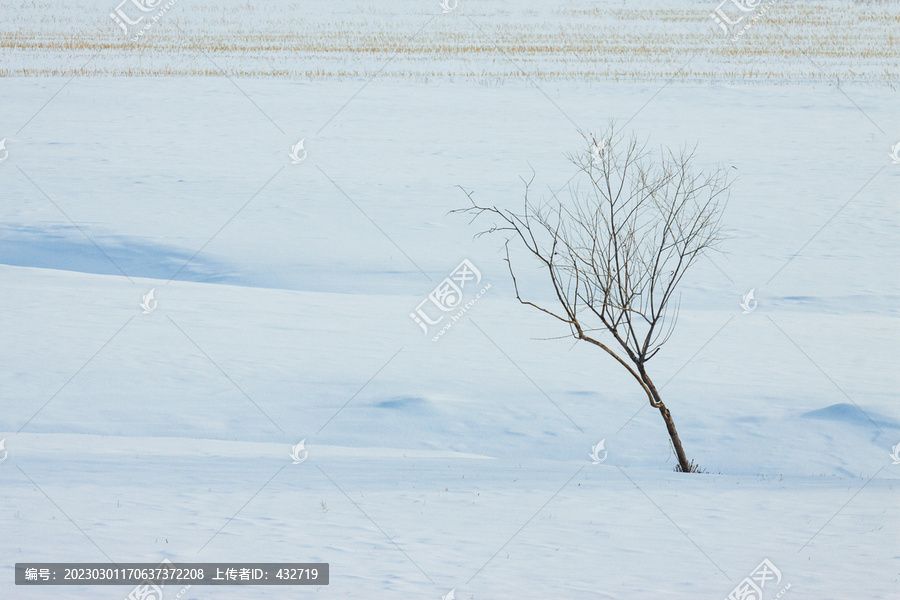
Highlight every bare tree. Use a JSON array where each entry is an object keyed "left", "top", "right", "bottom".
[{"left": 456, "top": 125, "right": 730, "bottom": 472}]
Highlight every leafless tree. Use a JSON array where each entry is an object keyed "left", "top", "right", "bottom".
[{"left": 456, "top": 125, "right": 731, "bottom": 472}]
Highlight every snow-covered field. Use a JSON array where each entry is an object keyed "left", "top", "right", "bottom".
[
  {"left": 1, "top": 1, "right": 899, "bottom": 599},
  {"left": 1, "top": 0, "right": 898, "bottom": 84}
]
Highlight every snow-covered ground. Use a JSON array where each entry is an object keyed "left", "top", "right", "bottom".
[{"left": 1, "top": 1, "right": 899, "bottom": 599}]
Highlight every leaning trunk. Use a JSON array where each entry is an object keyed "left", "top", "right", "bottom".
[
  {"left": 657, "top": 403, "right": 690, "bottom": 472},
  {"left": 640, "top": 368, "right": 692, "bottom": 472}
]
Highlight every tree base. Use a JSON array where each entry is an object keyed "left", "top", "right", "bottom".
[{"left": 674, "top": 459, "right": 707, "bottom": 473}]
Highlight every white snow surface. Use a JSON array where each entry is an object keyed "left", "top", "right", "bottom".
[{"left": 1, "top": 3, "right": 899, "bottom": 600}]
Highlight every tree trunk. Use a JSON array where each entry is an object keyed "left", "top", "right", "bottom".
[
  {"left": 639, "top": 367, "right": 692, "bottom": 472},
  {"left": 657, "top": 403, "right": 691, "bottom": 472}
]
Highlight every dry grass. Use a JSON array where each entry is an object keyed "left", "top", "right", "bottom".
[
  {"left": 674, "top": 460, "right": 709, "bottom": 474},
  {"left": 0, "top": 0, "right": 896, "bottom": 84}
]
